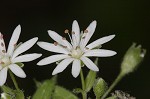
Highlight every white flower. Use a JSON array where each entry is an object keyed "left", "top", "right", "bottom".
[
  {"left": 37, "top": 20, "right": 116, "bottom": 78},
  {"left": 0, "top": 25, "right": 42, "bottom": 86}
]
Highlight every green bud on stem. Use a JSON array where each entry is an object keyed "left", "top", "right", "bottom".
[{"left": 121, "top": 43, "right": 146, "bottom": 75}]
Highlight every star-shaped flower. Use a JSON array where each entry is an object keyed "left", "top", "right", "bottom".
[
  {"left": 0, "top": 25, "right": 42, "bottom": 86},
  {"left": 37, "top": 20, "right": 116, "bottom": 78}
]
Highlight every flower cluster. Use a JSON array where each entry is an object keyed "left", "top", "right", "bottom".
[{"left": 0, "top": 20, "right": 116, "bottom": 86}]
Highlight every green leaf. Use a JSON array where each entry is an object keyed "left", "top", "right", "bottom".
[
  {"left": 85, "top": 70, "right": 96, "bottom": 92},
  {"left": 32, "top": 76, "right": 57, "bottom": 99},
  {"left": 93, "top": 78, "right": 108, "bottom": 99},
  {"left": 53, "top": 86, "right": 78, "bottom": 99},
  {"left": 85, "top": 58, "right": 98, "bottom": 92},
  {"left": 14, "top": 90, "right": 25, "bottom": 99}
]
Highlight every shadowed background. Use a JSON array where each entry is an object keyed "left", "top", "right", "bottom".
[{"left": 0, "top": 0, "right": 149, "bottom": 98}]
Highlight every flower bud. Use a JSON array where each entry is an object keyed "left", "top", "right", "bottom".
[
  {"left": 111, "top": 90, "right": 136, "bottom": 99},
  {"left": 121, "top": 43, "right": 146, "bottom": 75},
  {"left": 93, "top": 78, "right": 108, "bottom": 98}
]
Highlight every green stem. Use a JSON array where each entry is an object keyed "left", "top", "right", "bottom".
[
  {"left": 80, "top": 69, "right": 87, "bottom": 99},
  {"left": 9, "top": 70, "right": 20, "bottom": 91},
  {"left": 101, "top": 72, "right": 124, "bottom": 99}
]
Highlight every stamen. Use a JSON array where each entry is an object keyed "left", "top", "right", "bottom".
[
  {"left": 72, "top": 31, "right": 75, "bottom": 34},
  {"left": 85, "top": 47, "right": 89, "bottom": 50},
  {"left": 64, "top": 29, "right": 73, "bottom": 45},
  {"left": 84, "top": 30, "right": 88, "bottom": 33},
  {"left": 67, "top": 33, "right": 72, "bottom": 42},
  {"left": 82, "top": 36, "right": 85, "bottom": 39},
  {"left": 63, "top": 46, "right": 67, "bottom": 48},
  {"left": 54, "top": 42, "right": 58, "bottom": 46},
  {"left": 64, "top": 29, "right": 69, "bottom": 34},
  {"left": 81, "top": 30, "right": 87, "bottom": 39},
  {"left": 2, "top": 50, "right": 6, "bottom": 53},
  {"left": 75, "top": 46, "right": 79, "bottom": 50}
]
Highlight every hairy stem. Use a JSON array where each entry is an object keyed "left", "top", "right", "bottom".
[
  {"left": 101, "top": 72, "right": 124, "bottom": 99},
  {"left": 80, "top": 69, "right": 87, "bottom": 99}
]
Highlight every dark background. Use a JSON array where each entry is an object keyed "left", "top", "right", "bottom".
[{"left": 0, "top": 0, "right": 149, "bottom": 98}]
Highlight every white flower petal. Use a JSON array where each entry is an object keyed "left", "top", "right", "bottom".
[
  {"left": 48, "top": 30, "right": 72, "bottom": 49},
  {"left": 81, "top": 56, "right": 99, "bottom": 71},
  {"left": 37, "top": 54, "right": 69, "bottom": 66},
  {"left": 9, "top": 64, "right": 26, "bottom": 78},
  {"left": 0, "top": 67, "right": 8, "bottom": 86},
  {"left": 12, "top": 37, "right": 38, "bottom": 59},
  {"left": 0, "top": 33, "right": 6, "bottom": 55},
  {"left": 86, "top": 35, "right": 115, "bottom": 49},
  {"left": 48, "top": 30, "right": 65, "bottom": 45},
  {"left": 80, "top": 21, "right": 97, "bottom": 49},
  {"left": 52, "top": 58, "right": 74, "bottom": 75},
  {"left": 72, "top": 59, "right": 81, "bottom": 78},
  {"left": 62, "top": 39, "right": 73, "bottom": 50},
  {"left": 12, "top": 53, "right": 42, "bottom": 63},
  {"left": 83, "top": 49, "right": 117, "bottom": 57},
  {"left": 7, "top": 25, "right": 21, "bottom": 56},
  {"left": 37, "top": 42, "right": 69, "bottom": 54},
  {"left": 72, "top": 20, "right": 80, "bottom": 48}
]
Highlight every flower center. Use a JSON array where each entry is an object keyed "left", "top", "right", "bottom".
[
  {"left": 0, "top": 55, "right": 11, "bottom": 69},
  {"left": 71, "top": 47, "right": 83, "bottom": 59}
]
